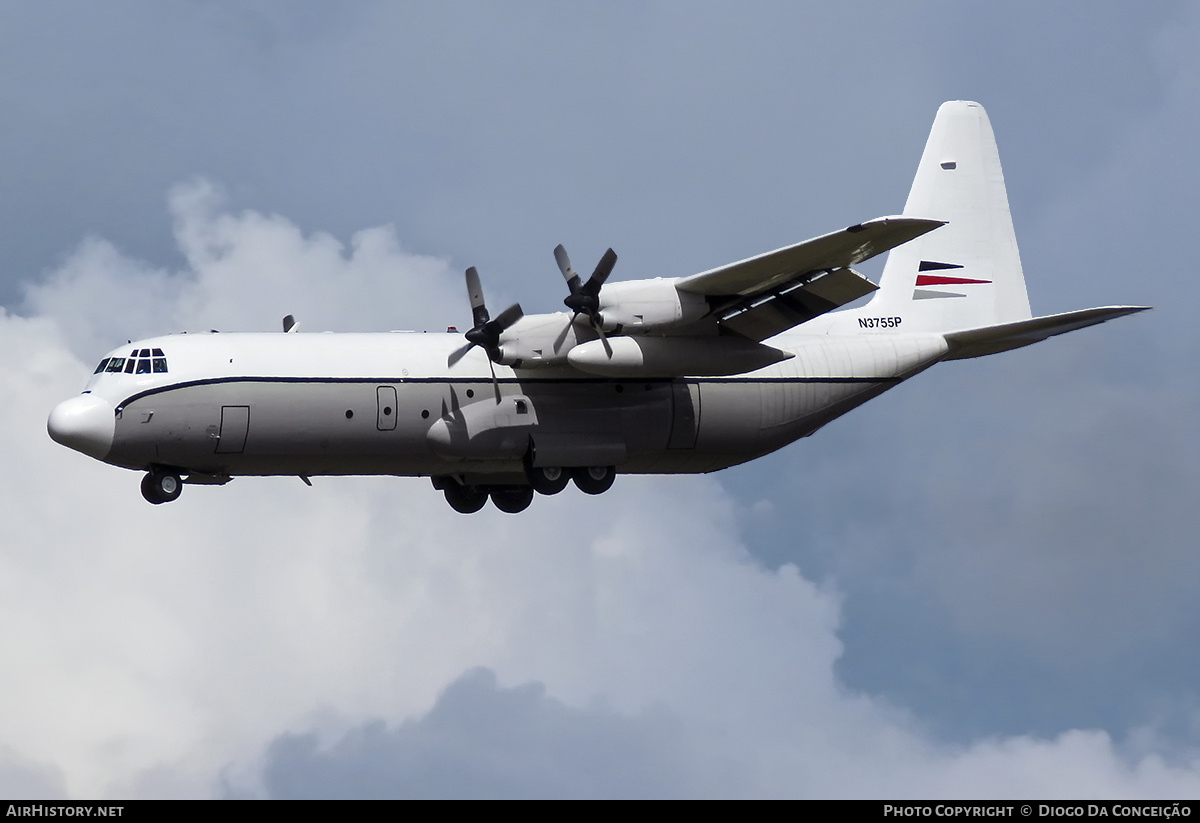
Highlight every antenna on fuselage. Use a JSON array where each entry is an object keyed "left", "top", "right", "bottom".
[{"left": 282, "top": 314, "right": 299, "bottom": 333}]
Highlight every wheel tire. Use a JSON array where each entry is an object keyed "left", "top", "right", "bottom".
[
  {"left": 142, "top": 469, "right": 182, "bottom": 504},
  {"left": 443, "top": 482, "right": 488, "bottom": 514},
  {"left": 140, "top": 472, "right": 162, "bottom": 504},
  {"left": 572, "top": 465, "right": 615, "bottom": 495},
  {"left": 490, "top": 486, "right": 534, "bottom": 513},
  {"left": 526, "top": 464, "right": 570, "bottom": 496}
]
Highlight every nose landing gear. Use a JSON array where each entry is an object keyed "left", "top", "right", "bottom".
[{"left": 141, "top": 467, "right": 183, "bottom": 504}]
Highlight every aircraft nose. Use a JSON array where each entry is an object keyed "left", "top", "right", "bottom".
[{"left": 47, "top": 394, "right": 115, "bottom": 460}]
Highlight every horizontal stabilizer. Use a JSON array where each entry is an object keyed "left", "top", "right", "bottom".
[
  {"left": 677, "top": 216, "right": 943, "bottom": 299},
  {"left": 943, "top": 306, "right": 1150, "bottom": 360}
]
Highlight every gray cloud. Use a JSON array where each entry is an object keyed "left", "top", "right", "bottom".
[
  {"left": 5, "top": 172, "right": 1200, "bottom": 799},
  {"left": 259, "top": 669, "right": 701, "bottom": 799},
  {"left": 2, "top": 0, "right": 1198, "bottom": 799}
]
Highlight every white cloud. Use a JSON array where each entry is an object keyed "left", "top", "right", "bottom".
[
  {"left": 4, "top": 191, "right": 1200, "bottom": 798},
  {"left": 22, "top": 179, "right": 464, "bottom": 361}
]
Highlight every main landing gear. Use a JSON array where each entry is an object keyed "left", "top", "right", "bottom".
[
  {"left": 141, "top": 467, "right": 183, "bottom": 504},
  {"left": 441, "top": 480, "right": 488, "bottom": 514},
  {"left": 433, "top": 464, "right": 617, "bottom": 514},
  {"left": 571, "top": 465, "right": 616, "bottom": 495}
]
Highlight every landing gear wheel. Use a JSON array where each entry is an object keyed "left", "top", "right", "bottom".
[
  {"left": 443, "top": 482, "right": 488, "bottom": 514},
  {"left": 141, "top": 468, "right": 183, "bottom": 504},
  {"left": 572, "top": 465, "right": 615, "bottom": 495},
  {"left": 490, "top": 486, "right": 535, "bottom": 513},
  {"left": 525, "top": 462, "right": 570, "bottom": 496}
]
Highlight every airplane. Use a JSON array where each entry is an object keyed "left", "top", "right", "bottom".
[{"left": 47, "top": 101, "right": 1148, "bottom": 514}]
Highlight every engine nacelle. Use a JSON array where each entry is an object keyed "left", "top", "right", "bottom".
[
  {"left": 492, "top": 314, "right": 585, "bottom": 368},
  {"left": 567, "top": 335, "right": 793, "bottom": 377},
  {"left": 485, "top": 280, "right": 712, "bottom": 368},
  {"left": 597, "top": 279, "right": 709, "bottom": 333}
]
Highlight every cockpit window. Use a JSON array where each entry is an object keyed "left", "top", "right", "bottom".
[{"left": 97, "top": 350, "right": 169, "bottom": 376}]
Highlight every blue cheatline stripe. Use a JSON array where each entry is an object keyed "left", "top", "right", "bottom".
[{"left": 115, "top": 374, "right": 899, "bottom": 411}]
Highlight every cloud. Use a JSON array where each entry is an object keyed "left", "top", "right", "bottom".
[
  {"left": 4, "top": 188, "right": 1200, "bottom": 797},
  {"left": 21, "top": 179, "right": 465, "bottom": 361},
  {"left": 252, "top": 669, "right": 1200, "bottom": 800},
  {"left": 256, "top": 669, "right": 699, "bottom": 800}
]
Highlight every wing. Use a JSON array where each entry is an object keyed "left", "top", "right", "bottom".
[{"left": 677, "top": 216, "right": 944, "bottom": 341}]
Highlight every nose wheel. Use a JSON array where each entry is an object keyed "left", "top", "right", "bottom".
[{"left": 141, "top": 468, "right": 183, "bottom": 504}]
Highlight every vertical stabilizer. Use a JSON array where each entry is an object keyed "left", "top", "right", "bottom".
[{"left": 871, "top": 101, "right": 1031, "bottom": 332}]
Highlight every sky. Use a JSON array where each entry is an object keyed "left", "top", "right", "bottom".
[{"left": 1, "top": 0, "right": 1198, "bottom": 799}]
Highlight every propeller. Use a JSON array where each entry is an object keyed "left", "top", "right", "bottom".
[
  {"left": 555, "top": 245, "right": 617, "bottom": 355},
  {"left": 448, "top": 266, "right": 523, "bottom": 399},
  {"left": 555, "top": 245, "right": 617, "bottom": 332}
]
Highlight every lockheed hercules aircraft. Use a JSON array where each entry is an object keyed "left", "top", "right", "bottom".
[{"left": 48, "top": 102, "right": 1147, "bottom": 513}]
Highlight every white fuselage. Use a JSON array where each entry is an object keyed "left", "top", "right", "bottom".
[{"left": 52, "top": 325, "right": 949, "bottom": 485}]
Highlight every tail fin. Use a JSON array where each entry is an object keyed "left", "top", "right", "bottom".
[{"left": 870, "top": 101, "right": 1032, "bottom": 332}]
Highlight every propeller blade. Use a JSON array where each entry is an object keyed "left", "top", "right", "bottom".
[
  {"left": 554, "top": 316, "right": 576, "bottom": 349},
  {"left": 594, "top": 321, "right": 612, "bottom": 357},
  {"left": 447, "top": 342, "right": 474, "bottom": 367},
  {"left": 491, "top": 302, "right": 524, "bottom": 332},
  {"left": 554, "top": 245, "right": 582, "bottom": 293},
  {"left": 585, "top": 248, "right": 617, "bottom": 295},
  {"left": 465, "top": 267, "right": 489, "bottom": 328},
  {"left": 487, "top": 356, "right": 501, "bottom": 403}
]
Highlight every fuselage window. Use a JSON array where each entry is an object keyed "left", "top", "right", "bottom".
[
  {"left": 124, "top": 359, "right": 136, "bottom": 374},
  {"left": 94, "top": 358, "right": 111, "bottom": 374},
  {"left": 136, "top": 359, "right": 152, "bottom": 374},
  {"left": 139, "top": 349, "right": 150, "bottom": 358},
  {"left": 105, "top": 358, "right": 125, "bottom": 373},
  {"left": 152, "top": 358, "right": 168, "bottom": 373}
]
